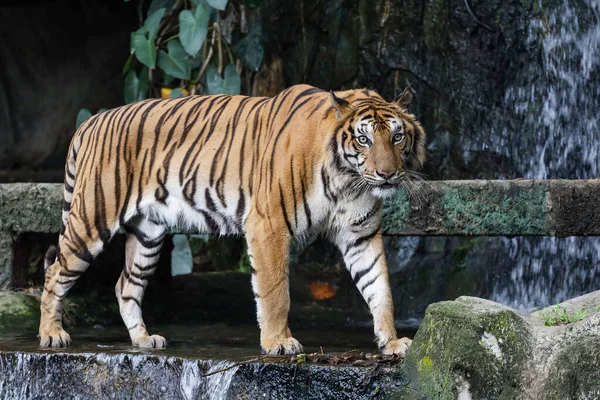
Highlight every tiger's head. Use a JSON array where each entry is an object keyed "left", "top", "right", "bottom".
[{"left": 329, "top": 87, "right": 427, "bottom": 199}]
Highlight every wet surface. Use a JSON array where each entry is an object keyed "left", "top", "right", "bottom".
[
  {"left": 0, "top": 323, "right": 415, "bottom": 362},
  {"left": 0, "top": 324, "right": 413, "bottom": 399}
]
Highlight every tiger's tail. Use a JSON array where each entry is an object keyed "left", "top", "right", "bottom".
[{"left": 44, "top": 131, "right": 83, "bottom": 273}]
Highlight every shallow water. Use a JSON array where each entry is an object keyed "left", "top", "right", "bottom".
[{"left": 0, "top": 323, "right": 415, "bottom": 361}]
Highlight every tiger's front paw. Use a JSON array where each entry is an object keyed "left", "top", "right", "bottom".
[
  {"left": 132, "top": 334, "right": 167, "bottom": 349},
  {"left": 261, "top": 337, "right": 304, "bottom": 355},
  {"left": 380, "top": 337, "right": 412, "bottom": 357},
  {"left": 39, "top": 328, "right": 72, "bottom": 348}
]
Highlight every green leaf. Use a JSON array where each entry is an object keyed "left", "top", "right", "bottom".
[
  {"left": 170, "top": 88, "right": 185, "bottom": 98},
  {"left": 132, "top": 31, "right": 157, "bottom": 68},
  {"left": 206, "top": 0, "right": 227, "bottom": 10},
  {"left": 97, "top": 108, "right": 108, "bottom": 114},
  {"left": 144, "top": 7, "right": 166, "bottom": 37},
  {"left": 223, "top": 64, "right": 240, "bottom": 94},
  {"left": 205, "top": 65, "right": 224, "bottom": 94},
  {"left": 138, "top": 67, "right": 149, "bottom": 100},
  {"left": 233, "top": 30, "right": 263, "bottom": 71},
  {"left": 124, "top": 68, "right": 148, "bottom": 104},
  {"left": 157, "top": 40, "right": 191, "bottom": 80},
  {"left": 190, "top": 53, "right": 203, "bottom": 69},
  {"left": 179, "top": 5, "right": 209, "bottom": 56},
  {"left": 76, "top": 109, "right": 92, "bottom": 129},
  {"left": 124, "top": 70, "right": 140, "bottom": 104},
  {"left": 123, "top": 53, "right": 134, "bottom": 75},
  {"left": 162, "top": 72, "right": 175, "bottom": 86},
  {"left": 190, "top": 0, "right": 203, "bottom": 6},
  {"left": 148, "top": 0, "right": 175, "bottom": 17}
]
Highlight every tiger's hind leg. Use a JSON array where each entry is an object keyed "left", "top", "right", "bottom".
[
  {"left": 40, "top": 227, "right": 106, "bottom": 347},
  {"left": 116, "top": 217, "right": 167, "bottom": 349}
]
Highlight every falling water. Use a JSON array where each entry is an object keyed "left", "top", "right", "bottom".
[
  {"left": 180, "top": 359, "right": 239, "bottom": 400},
  {"left": 489, "top": 0, "right": 600, "bottom": 310}
]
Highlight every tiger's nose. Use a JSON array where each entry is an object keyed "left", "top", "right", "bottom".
[{"left": 376, "top": 170, "right": 397, "bottom": 179}]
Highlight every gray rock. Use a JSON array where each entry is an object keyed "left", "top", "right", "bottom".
[{"left": 402, "top": 291, "right": 600, "bottom": 399}]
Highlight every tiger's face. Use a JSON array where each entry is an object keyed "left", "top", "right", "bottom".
[{"left": 330, "top": 88, "right": 426, "bottom": 198}]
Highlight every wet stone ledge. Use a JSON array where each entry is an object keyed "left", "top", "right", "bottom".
[{"left": 0, "top": 350, "right": 405, "bottom": 399}]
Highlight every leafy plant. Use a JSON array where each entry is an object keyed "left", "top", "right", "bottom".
[
  {"left": 76, "top": 108, "right": 108, "bottom": 129},
  {"left": 238, "top": 243, "right": 252, "bottom": 273},
  {"left": 77, "top": 0, "right": 263, "bottom": 127},
  {"left": 539, "top": 305, "right": 588, "bottom": 326}
]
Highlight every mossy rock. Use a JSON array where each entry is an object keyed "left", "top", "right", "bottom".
[
  {"left": 402, "top": 297, "right": 532, "bottom": 400},
  {"left": 0, "top": 291, "right": 40, "bottom": 334}
]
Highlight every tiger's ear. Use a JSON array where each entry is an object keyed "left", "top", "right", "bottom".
[
  {"left": 394, "top": 86, "right": 413, "bottom": 110},
  {"left": 330, "top": 91, "right": 351, "bottom": 120}
]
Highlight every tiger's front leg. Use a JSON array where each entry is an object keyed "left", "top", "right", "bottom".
[
  {"left": 335, "top": 222, "right": 412, "bottom": 357},
  {"left": 244, "top": 214, "right": 303, "bottom": 355}
]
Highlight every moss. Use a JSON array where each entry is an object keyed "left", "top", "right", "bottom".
[
  {"left": 382, "top": 189, "right": 410, "bottom": 233},
  {"left": 441, "top": 183, "right": 548, "bottom": 235},
  {"left": 0, "top": 290, "right": 40, "bottom": 334},
  {"left": 544, "top": 335, "right": 600, "bottom": 398},
  {"left": 403, "top": 299, "right": 532, "bottom": 400}
]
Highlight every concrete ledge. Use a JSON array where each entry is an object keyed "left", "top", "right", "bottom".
[
  {"left": 1, "top": 180, "right": 599, "bottom": 237},
  {"left": 0, "top": 350, "right": 404, "bottom": 399},
  {"left": 383, "top": 179, "right": 600, "bottom": 237}
]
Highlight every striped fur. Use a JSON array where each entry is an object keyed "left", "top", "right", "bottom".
[{"left": 39, "top": 84, "right": 426, "bottom": 356}]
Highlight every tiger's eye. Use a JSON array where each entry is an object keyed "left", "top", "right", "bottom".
[
  {"left": 357, "top": 136, "right": 369, "bottom": 145},
  {"left": 393, "top": 133, "right": 404, "bottom": 144}
]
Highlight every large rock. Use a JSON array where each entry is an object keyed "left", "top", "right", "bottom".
[{"left": 402, "top": 291, "right": 600, "bottom": 399}]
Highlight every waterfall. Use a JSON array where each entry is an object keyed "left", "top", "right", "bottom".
[
  {"left": 489, "top": 0, "right": 600, "bottom": 311},
  {"left": 180, "top": 359, "right": 239, "bottom": 400}
]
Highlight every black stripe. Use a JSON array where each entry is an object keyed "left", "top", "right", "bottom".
[
  {"left": 127, "top": 322, "right": 142, "bottom": 331},
  {"left": 123, "top": 268, "right": 146, "bottom": 288},
  {"left": 136, "top": 100, "right": 162, "bottom": 156},
  {"left": 344, "top": 228, "right": 380, "bottom": 256},
  {"left": 143, "top": 247, "right": 163, "bottom": 258},
  {"left": 352, "top": 253, "right": 382, "bottom": 285},
  {"left": 290, "top": 155, "right": 298, "bottom": 227},
  {"left": 352, "top": 202, "right": 380, "bottom": 226},
  {"left": 149, "top": 106, "right": 169, "bottom": 172},
  {"left": 134, "top": 262, "right": 159, "bottom": 272},
  {"left": 125, "top": 225, "right": 165, "bottom": 249},
  {"left": 202, "top": 97, "right": 233, "bottom": 144},
  {"left": 205, "top": 188, "right": 217, "bottom": 212},
  {"left": 58, "top": 267, "right": 84, "bottom": 278},
  {"left": 163, "top": 114, "right": 183, "bottom": 151},
  {"left": 94, "top": 172, "right": 111, "bottom": 249},
  {"left": 236, "top": 188, "right": 246, "bottom": 223},
  {"left": 359, "top": 273, "right": 380, "bottom": 293},
  {"left": 279, "top": 182, "right": 294, "bottom": 236},
  {"left": 136, "top": 150, "right": 149, "bottom": 213},
  {"left": 300, "top": 156, "right": 312, "bottom": 229},
  {"left": 199, "top": 210, "right": 220, "bottom": 232}
]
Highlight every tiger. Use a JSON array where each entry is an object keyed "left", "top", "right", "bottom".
[{"left": 40, "top": 84, "right": 426, "bottom": 356}]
